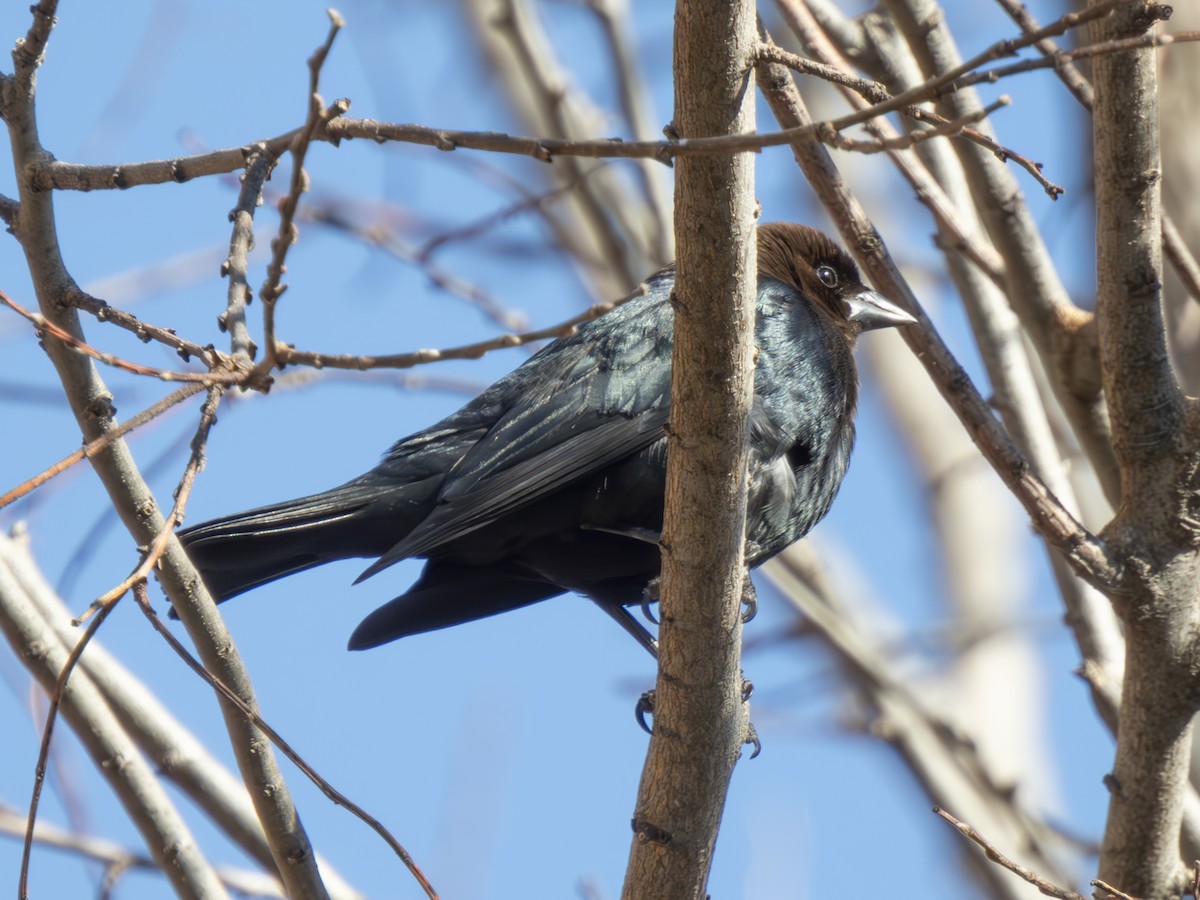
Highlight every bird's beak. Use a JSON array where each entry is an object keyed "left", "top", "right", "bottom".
[{"left": 844, "top": 288, "right": 917, "bottom": 331}]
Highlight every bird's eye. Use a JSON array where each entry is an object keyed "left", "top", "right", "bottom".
[{"left": 816, "top": 265, "right": 839, "bottom": 288}]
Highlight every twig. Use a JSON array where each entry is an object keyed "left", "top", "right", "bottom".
[
  {"left": 1091, "top": 880, "right": 1140, "bottom": 900},
  {"left": 868, "top": 0, "right": 1137, "bottom": 111},
  {"left": 11, "top": 0, "right": 59, "bottom": 87},
  {"left": 0, "top": 192, "right": 18, "bottom": 227},
  {"left": 0, "top": 383, "right": 204, "bottom": 512},
  {"left": 991, "top": 0, "right": 1200, "bottom": 306},
  {"left": 223, "top": 144, "right": 279, "bottom": 367},
  {"left": 1, "top": 528, "right": 363, "bottom": 899},
  {"left": 298, "top": 201, "right": 530, "bottom": 332},
  {"left": 754, "top": 30, "right": 1121, "bottom": 594},
  {"left": 64, "top": 285, "right": 229, "bottom": 368},
  {"left": 131, "top": 584, "right": 440, "bottom": 900},
  {"left": 990, "top": 0, "right": 1095, "bottom": 104},
  {"left": 0, "top": 805, "right": 285, "bottom": 898},
  {"left": 258, "top": 11, "right": 346, "bottom": 372},
  {"left": 952, "top": 31, "right": 1200, "bottom": 96},
  {"left": 756, "top": 42, "right": 1064, "bottom": 197},
  {"left": 0, "top": 289, "right": 242, "bottom": 384},
  {"left": 819, "top": 96, "right": 1011, "bottom": 155},
  {"left": 4, "top": 0, "right": 328, "bottom": 890},
  {"left": 276, "top": 280, "right": 651, "bottom": 371},
  {"left": 934, "top": 807, "right": 1088, "bottom": 899},
  {"left": 29, "top": 20, "right": 1196, "bottom": 200},
  {"left": 18, "top": 584, "right": 123, "bottom": 898}
]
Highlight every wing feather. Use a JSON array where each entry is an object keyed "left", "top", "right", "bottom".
[{"left": 357, "top": 293, "right": 673, "bottom": 581}]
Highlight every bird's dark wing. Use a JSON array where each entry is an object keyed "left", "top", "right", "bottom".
[
  {"left": 356, "top": 293, "right": 674, "bottom": 581},
  {"left": 357, "top": 407, "right": 670, "bottom": 580}
]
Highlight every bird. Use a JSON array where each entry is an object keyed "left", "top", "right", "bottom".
[{"left": 177, "top": 223, "right": 913, "bottom": 656}]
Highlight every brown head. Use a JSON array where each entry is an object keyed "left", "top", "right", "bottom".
[{"left": 756, "top": 222, "right": 913, "bottom": 340}]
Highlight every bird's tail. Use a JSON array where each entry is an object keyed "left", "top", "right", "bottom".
[{"left": 177, "top": 480, "right": 407, "bottom": 603}]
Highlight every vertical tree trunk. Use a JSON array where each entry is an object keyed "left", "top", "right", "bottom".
[{"left": 621, "top": 0, "right": 758, "bottom": 897}]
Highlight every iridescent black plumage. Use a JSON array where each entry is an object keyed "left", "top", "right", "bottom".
[{"left": 178, "top": 224, "right": 913, "bottom": 654}]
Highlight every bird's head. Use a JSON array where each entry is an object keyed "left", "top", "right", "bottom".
[{"left": 756, "top": 222, "right": 915, "bottom": 339}]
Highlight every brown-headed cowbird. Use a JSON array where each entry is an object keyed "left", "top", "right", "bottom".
[{"left": 177, "top": 223, "right": 913, "bottom": 654}]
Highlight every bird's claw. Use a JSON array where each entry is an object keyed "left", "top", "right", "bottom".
[
  {"left": 635, "top": 689, "right": 655, "bottom": 734},
  {"left": 641, "top": 577, "right": 660, "bottom": 625},
  {"left": 741, "top": 675, "right": 760, "bottom": 757},
  {"left": 740, "top": 571, "right": 757, "bottom": 623},
  {"left": 741, "top": 592, "right": 757, "bottom": 624},
  {"left": 744, "top": 723, "right": 761, "bottom": 759}
]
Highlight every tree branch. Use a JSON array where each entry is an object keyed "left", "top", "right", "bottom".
[
  {"left": 880, "top": 0, "right": 1123, "bottom": 505},
  {"left": 1092, "top": 3, "right": 1200, "bottom": 896},
  {"left": 753, "top": 37, "right": 1121, "bottom": 594},
  {"left": 1, "top": 6, "right": 329, "bottom": 896},
  {"left": 622, "top": 1, "right": 758, "bottom": 896},
  {"left": 0, "top": 540, "right": 229, "bottom": 899}
]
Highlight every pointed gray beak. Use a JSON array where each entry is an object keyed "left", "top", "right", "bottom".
[{"left": 844, "top": 288, "right": 916, "bottom": 331}]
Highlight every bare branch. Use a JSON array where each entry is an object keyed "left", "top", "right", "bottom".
[
  {"left": 18, "top": 385, "right": 221, "bottom": 900},
  {"left": 754, "top": 34, "right": 1121, "bottom": 594},
  {"left": 786, "top": 0, "right": 1127, "bottom": 755},
  {"left": 0, "top": 805, "right": 286, "bottom": 899},
  {"left": 0, "top": 529, "right": 363, "bottom": 899},
  {"left": 757, "top": 41, "right": 1065, "bottom": 196},
  {"left": 222, "top": 144, "right": 278, "bottom": 367},
  {"left": 1091, "top": 3, "right": 1200, "bottom": 895},
  {"left": 0, "top": 290, "right": 242, "bottom": 384},
  {"left": 0, "top": 384, "right": 204, "bottom": 513},
  {"left": 257, "top": 13, "right": 347, "bottom": 373},
  {"left": 131, "top": 584, "right": 440, "bottom": 900},
  {"left": 276, "top": 281, "right": 650, "bottom": 371},
  {"left": 879, "top": 0, "right": 1123, "bottom": 504},
  {"left": 934, "top": 806, "right": 1088, "bottom": 900},
  {"left": 993, "top": 0, "right": 1200, "bottom": 306},
  {"left": 65, "top": 285, "right": 230, "bottom": 369},
  {"left": 0, "top": 551, "right": 228, "bottom": 898}
]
